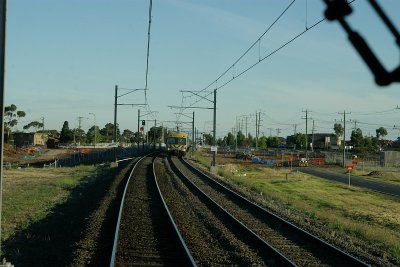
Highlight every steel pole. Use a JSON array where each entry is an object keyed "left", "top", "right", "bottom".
[
  {"left": 137, "top": 109, "right": 140, "bottom": 153},
  {"left": 192, "top": 111, "right": 195, "bottom": 152},
  {"left": 212, "top": 89, "right": 217, "bottom": 166},
  {"left": 0, "top": 0, "right": 6, "bottom": 257},
  {"left": 113, "top": 85, "right": 118, "bottom": 162}
]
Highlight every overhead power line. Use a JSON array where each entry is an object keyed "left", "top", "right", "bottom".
[
  {"left": 197, "top": 0, "right": 296, "bottom": 95},
  {"left": 182, "top": 0, "right": 356, "bottom": 110}
]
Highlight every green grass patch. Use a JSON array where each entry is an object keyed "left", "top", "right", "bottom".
[
  {"left": 191, "top": 151, "right": 211, "bottom": 169},
  {"left": 2, "top": 165, "right": 98, "bottom": 241}
]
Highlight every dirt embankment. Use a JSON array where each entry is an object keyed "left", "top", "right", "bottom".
[{"left": 3, "top": 143, "right": 73, "bottom": 164}]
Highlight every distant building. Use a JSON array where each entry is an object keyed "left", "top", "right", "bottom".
[
  {"left": 286, "top": 133, "right": 338, "bottom": 150},
  {"left": 13, "top": 132, "right": 48, "bottom": 148},
  {"left": 46, "top": 135, "right": 60, "bottom": 149}
]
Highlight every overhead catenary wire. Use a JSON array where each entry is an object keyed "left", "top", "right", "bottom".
[
  {"left": 196, "top": 0, "right": 296, "bottom": 95},
  {"left": 181, "top": 0, "right": 357, "bottom": 110}
]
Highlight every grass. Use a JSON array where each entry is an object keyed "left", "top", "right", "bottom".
[
  {"left": 323, "top": 164, "right": 400, "bottom": 185},
  {"left": 352, "top": 167, "right": 400, "bottom": 185},
  {"left": 194, "top": 152, "right": 400, "bottom": 261},
  {"left": 2, "top": 165, "right": 98, "bottom": 241}
]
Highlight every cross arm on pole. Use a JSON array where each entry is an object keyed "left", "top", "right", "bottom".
[
  {"left": 180, "top": 90, "right": 214, "bottom": 103},
  {"left": 117, "top": 88, "right": 148, "bottom": 98},
  {"left": 168, "top": 105, "right": 213, "bottom": 110}
]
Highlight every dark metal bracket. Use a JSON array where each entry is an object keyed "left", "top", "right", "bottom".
[{"left": 323, "top": 0, "right": 400, "bottom": 86}]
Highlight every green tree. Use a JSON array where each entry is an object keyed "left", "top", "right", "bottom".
[
  {"left": 217, "top": 137, "right": 224, "bottom": 146},
  {"left": 23, "top": 121, "right": 44, "bottom": 132},
  {"left": 74, "top": 128, "right": 86, "bottom": 144},
  {"left": 376, "top": 127, "right": 388, "bottom": 139},
  {"left": 236, "top": 131, "right": 246, "bottom": 147},
  {"left": 226, "top": 132, "right": 235, "bottom": 146},
  {"left": 267, "top": 136, "right": 280, "bottom": 147},
  {"left": 60, "top": 121, "right": 74, "bottom": 144},
  {"left": 350, "top": 128, "right": 364, "bottom": 153},
  {"left": 334, "top": 123, "right": 344, "bottom": 146},
  {"left": 292, "top": 133, "right": 306, "bottom": 149},
  {"left": 147, "top": 127, "right": 163, "bottom": 143},
  {"left": 86, "top": 125, "right": 101, "bottom": 144},
  {"left": 121, "top": 129, "right": 134, "bottom": 143},
  {"left": 259, "top": 135, "right": 267, "bottom": 149},
  {"left": 247, "top": 133, "right": 254, "bottom": 148},
  {"left": 4, "top": 104, "right": 26, "bottom": 141},
  {"left": 100, "top": 123, "right": 120, "bottom": 142},
  {"left": 363, "top": 135, "right": 379, "bottom": 154},
  {"left": 203, "top": 133, "right": 213, "bottom": 145}
]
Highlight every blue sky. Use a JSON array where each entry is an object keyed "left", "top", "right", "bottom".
[{"left": 5, "top": 0, "right": 400, "bottom": 140}]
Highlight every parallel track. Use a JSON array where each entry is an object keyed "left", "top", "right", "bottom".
[
  {"left": 110, "top": 155, "right": 195, "bottom": 266},
  {"left": 168, "top": 156, "right": 295, "bottom": 266},
  {"left": 170, "top": 156, "right": 370, "bottom": 267}
]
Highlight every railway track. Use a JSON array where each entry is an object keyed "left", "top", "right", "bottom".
[
  {"left": 156, "top": 156, "right": 277, "bottom": 266},
  {"left": 110, "top": 155, "right": 195, "bottom": 266},
  {"left": 169, "top": 156, "right": 370, "bottom": 267}
]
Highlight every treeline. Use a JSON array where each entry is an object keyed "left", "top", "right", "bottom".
[
  {"left": 3, "top": 104, "right": 165, "bottom": 145},
  {"left": 59, "top": 121, "right": 165, "bottom": 145},
  {"left": 210, "top": 125, "right": 400, "bottom": 156}
]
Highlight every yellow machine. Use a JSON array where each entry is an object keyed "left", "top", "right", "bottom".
[{"left": 166, "top": 132, "right": 189, "bottom": 156}]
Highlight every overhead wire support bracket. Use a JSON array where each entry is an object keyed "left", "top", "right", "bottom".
[
  {"left": 168, "top": 105, "right": 213, "bottom": 110},
  {"left": 323, "top": 0, "right": 400, "bottom": 86},
  {"left": 117, "top": 88, "right": 148, "bottom": 99},
  {"left": 180, "top": 90, "right": 214, "bottom": 103}
]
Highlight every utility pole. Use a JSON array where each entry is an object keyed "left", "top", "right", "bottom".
[
  {"left": 245, "top": 116, "right": 248, "bottom": 139},
  {"left": 173, "top": 90, "right": 216, "bottom": 168},
  {"left": 276, "top": 128, "right": 281, "bottom": 137},
  {"left": 339, "top": 110, "right": 351, "bottom": 167},
  {"left": 311, "top": 120, "right": 315, "bottom": 152},
  {"left": 255, "top": 111, "right": 262, "bottom": 150},
  {"left": 77, "top": 116, "right": 85, "bottom": 144},
  {"left": 352, "top": 119, "right": 359, "bottom": 131},
  {"left": 113, "top": 85, "right": 147, "bottom": 160},
  {"left": 234, "top": 126, "right": 237, "bottom": 152},
  {"left": 255, "top": 112, "right": 258, "bottom": 150},
  {"left": 137, "top": 109, "right": 140, "bottom": 153},
  {"left": 89, "top": 113, "right": 96, "bottom": 148},
  {"left": 267, "top": 128, "right": 273, "bottom": 138},
  {"left": 192, "top": 111, "right": 195, "bottom": 152},
  {"left": 0, "top": 0, "right": 7, "bottom": 260},
  {"left": 41, "top": 116, "right": 45, "bottom": 142},
  {"left": 302, "top": 109, "right": 312, "bottom": 159},
  {"left": 114, "top": 85, "right": 118, "bottom": 145},
  {"left": 212, "top": 89, "right": 217, "bottom": 167}
]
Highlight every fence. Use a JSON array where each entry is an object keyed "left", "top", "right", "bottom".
[{"left": 3, "top": 145, "right": 156, "bottom": 169}]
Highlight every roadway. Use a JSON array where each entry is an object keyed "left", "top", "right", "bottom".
[{"left": 298, "top": 167, "right": 400, "bottom": 198}]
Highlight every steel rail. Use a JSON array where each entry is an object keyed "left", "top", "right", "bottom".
[
  {"left": 110, "top": 153, "right": 196, "bottom": 266},
  {"left": 168, "top": 156, "right": 296, "bottom": 266},
  {"left": 109, "top": 155, "right": 146, "bottom": 267},
  {"left": 152, "top": 156, "right": 197, "bottom": 266},
  {"left": 181, "top": 157, "right": 370, "bottom": 267}
]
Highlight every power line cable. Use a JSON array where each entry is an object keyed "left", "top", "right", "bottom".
[
  {"left": 180, "top": 0, "right": 297, "bottom": 107},
  {"left": 182, "top": 0, "right": 356, "bottom": 109},
  {"left": 197, "top": 0, "right": 296, "bottom": 95}
]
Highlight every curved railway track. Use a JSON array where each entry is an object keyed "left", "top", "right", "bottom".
[
  {"left": 156, "top": 156, "right": 279, "bottom": 266},
  {"left": 169, "top": 156, "right": 370, "bottom": 267},
  {"left": 110, "top": 155, "right": 195, "bottom": 266}
]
